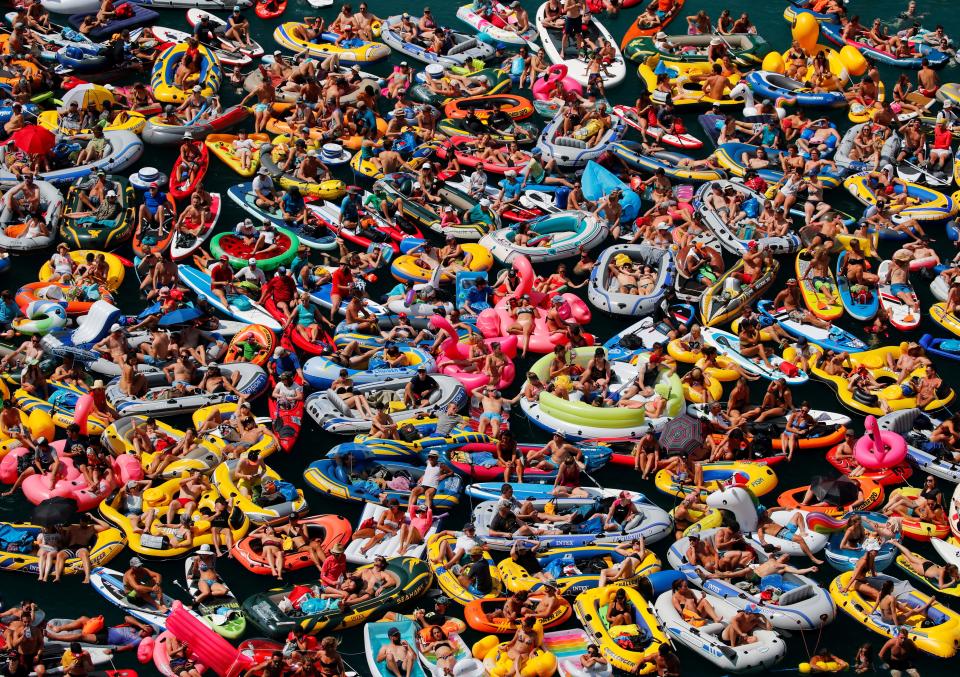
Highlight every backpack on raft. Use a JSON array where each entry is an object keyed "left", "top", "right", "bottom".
[{"left": 749, "top": 425, "right": 775, "bottom": 460}]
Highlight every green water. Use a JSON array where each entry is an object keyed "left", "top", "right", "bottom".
[{"left": 8, "top": 0, "right": 960, "bottom": 673}]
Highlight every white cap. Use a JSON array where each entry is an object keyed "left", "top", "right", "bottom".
[
  {"left": 945, "top": 99, "right": 954, "bottom": 108},
  {"left": 110, "top": 323, "right": 122, "bottom": 332},
  {"left": 106, "top": 189, "right": 117, "bottom": 197},
  {"left": 505, "top": 169, "right": 517, "bottom": 177},
  {"left": 248, "top": 257, "right": 257, "bottom": 265},
  {"left": 656, "top": 31, "right": 666, "bottom": 38},
  {"left": 192, "top": 85, "right": 201, "bottom": 92},
  {"left": 423, "top": 162, "right": 432, "bottom": 169},
  {"left": 242, "top": 218, "right": 253, "bottom": 226},
  {"left": 444, "top": 205, "right": 453, "bottom": 211},
  {"left": 480, "top": 198, "right": 491, "bottom": 206}
]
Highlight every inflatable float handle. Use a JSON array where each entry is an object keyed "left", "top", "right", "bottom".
[
  {"left": 510, "top": 254, "right": 534, "bottom": 299},
  {"left": 74, "top": 393, "right": 94, "bottom": 436},
  {"left": 429, "top": 314, "right": 462, "bottom": 360}
]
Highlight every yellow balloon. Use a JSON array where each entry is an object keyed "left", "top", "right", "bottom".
[
  {"left": 762, "top": 51, "right": 785, "bottom": 74},
  {"left": 798, "top": 663, "right": 812, "bottom": 674},
  {"left": 793, "top": 12, "right": 820, "bottom": 52},
  {"left": 840, "top": 44, "right": 868, "bottom": 76},
  {"left": 825, "top": 661, "right": 840, "bottom": 671}
]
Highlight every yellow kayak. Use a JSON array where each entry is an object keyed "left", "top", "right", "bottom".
[
  {"left": 795, "top": 248, "right": 843, "bottom": 321},
  {"left": 931, "top": 302, "right": 960, "bottom": 337}
]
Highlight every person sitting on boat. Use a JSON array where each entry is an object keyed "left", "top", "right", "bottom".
[
  {"left": 247, "top": 220, "right": 280, "bottom": 260},
  {"left": 123, "top": 557, "right": 168, "bottom": 612},
  {"left": 136, "top": 181, "right": 169, "bottom": 234},
  {"left": 223, "top": 5, "right": 253, "bottom": 48},
  {"left": 174, "top": 38, "right": 203, "bottom": 89}
]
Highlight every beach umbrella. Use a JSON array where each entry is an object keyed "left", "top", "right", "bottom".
[
  {"left": 59, "top": 83, "right": 115, "bottom": 112},
  {"left": 31, "top": 497, "right": 79, "bottom": 526},
  {"left": 658, "top": 414, "right": 704, "bottom": 457},
  {"left": 157, "top": 306, "right": 205, "bottom": 327},
  {"left": 12, "top": 125, "right": 55, "bottom": 156},
  {"left": 811, "top": 476, "right": 859, "bottom": 506}
]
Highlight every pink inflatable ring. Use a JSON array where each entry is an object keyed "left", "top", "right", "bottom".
[{"left": 853, "top": 415, "right": 907, "bottom": 470}]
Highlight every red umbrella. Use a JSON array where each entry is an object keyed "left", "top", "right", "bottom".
[{"left": 12, "top": 125, "right": 56, "bottom": 155}]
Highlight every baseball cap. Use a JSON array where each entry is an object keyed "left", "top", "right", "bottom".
[
  {"left": 129, "top": 557, "right": 143, "bottom": 567},
  {"left": 106, "top": 190, "right": 117, "bottom": 197},
  {"left": 110, "top": 323, "right": 122, "bottom": 332},
  {"left": 248, "top": 257, "right": 257, "bottom": 265}
]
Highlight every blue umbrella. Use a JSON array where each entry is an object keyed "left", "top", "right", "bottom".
[{"left": 158, "top": 306, "right": 205, "bottom": 327}]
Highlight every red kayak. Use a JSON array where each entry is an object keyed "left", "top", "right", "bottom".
[
  {"left": 310, "top": 207, "right": 421, "bottom": 253},
  {"left": 170, "top": 141, "right": 209, "bottom": 202},
  {"left": 132, "top": 192, "right": 177, "bottom": 257},
  {"left": 255, "top": 0, "right": 286, "bottom": 18},
  {"left": 265, "top": 332, "right": 304, "bottom": 453}
]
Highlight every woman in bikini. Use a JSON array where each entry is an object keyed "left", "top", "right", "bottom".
[
  {"left": 872, "top": 578, "right": 936, "bottom": 626},
  {"left": 605, "top": 588, "right": 633, "bottom": 626},
  {"left": 598, "top": 538, "right": 647, "bottom": 587},
  {"left": 890, "top": 540, "right": 959, "bottom": 589}
]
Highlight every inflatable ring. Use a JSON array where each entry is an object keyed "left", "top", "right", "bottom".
[
  {"left": 854, "top": 415, "right": 907, "bottom": 470},
  {"left": 12, "top": 300, "right": 67, "bottom": 336}
]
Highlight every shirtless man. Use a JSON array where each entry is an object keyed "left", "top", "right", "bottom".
[
  {"left": 198, "top": 364, "right": 242, "bottom": 398},
  {"left": 884, "top": 251, "right": 921, "bottom": 313},
  {"left": 916, "top": 367, "right": 943, "bottom": 411},
  {"left": 475, "top": 385, "right": 520, "bottom": 438},
  {"left": 879, "top": 627, "right": 921, "bottom": 677},
  {"left": 162, "top": 352, "right": 196, "bottom": 395},
  {"left": 918, "top": 58, "right": 940, "bottom": 97},
  {"left": 721, "top": 605, "right": 772, "bottom": 647},
  {"left": 695, "top": 63, "right": 733, "bottom": 101},
  {"left": 377, "top": 627, "right": 416, "bottom": 677},
  {"left": 93, "top": 323, "right": 132, "bottom": 366},
  {"left": 4, "top": 608, "right": 46, "bottom": 675}
]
